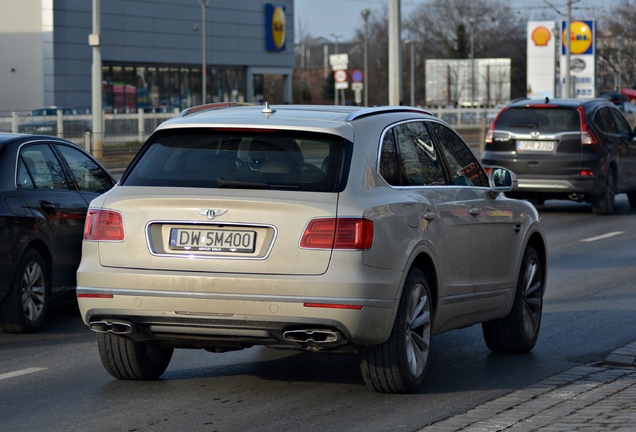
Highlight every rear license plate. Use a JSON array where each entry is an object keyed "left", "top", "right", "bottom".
[
  {"left": 517, "top": 140, "right": 555, "bottom": 152},
  {"left": 169, "top": 228, "right": 256, "bottom": 252}
]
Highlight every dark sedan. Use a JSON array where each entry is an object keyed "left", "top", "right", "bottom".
[{"left": 0, "top": 133, "right": 115, "bottom": 333}]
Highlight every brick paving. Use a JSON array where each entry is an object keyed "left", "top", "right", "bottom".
[{"left": 420, "top": 342, "right": 636, "bottom": 432}]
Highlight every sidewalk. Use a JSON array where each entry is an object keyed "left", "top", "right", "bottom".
[{"left": 420, "top": 342, "right": 636, "bottom": 432}]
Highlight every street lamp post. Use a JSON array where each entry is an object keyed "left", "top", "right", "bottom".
[
  {"left": 468, "top": 18, "right": 475, "bottom": 107},
  {"left": 361, "top": 9, "right": 370, "bottom": 107},
  {"left": 200, "top": 0, "right": 209, "bottom": 105},
  {"left": 330, "top": 33, "right": 342, "bottom": 105},
  {"left": 90, "top": 0, "right": 103, "bottom": 160},
  {"left": 409, "top": 40, "right": 415, "bottom": 106},
  {"left": 617, "top": 35, "right": 623, "bottom": 91},
  {"left": 564, "top": 0, "right": 574, "bottom": 98}
]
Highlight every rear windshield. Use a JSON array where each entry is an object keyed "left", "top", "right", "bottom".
[
  {"left": 122, "top": 129, "right": 348, "bottom": 192},
  {"left": 495, "top": 107, "right": 580, "bottom": 132}
]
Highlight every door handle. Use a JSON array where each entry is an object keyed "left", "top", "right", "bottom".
[
  {"left": 39, "top": 200, "right": 57, "bottom": 212},
  {"left": 469, "top": 206, "right": 481, "bottom": 216}
]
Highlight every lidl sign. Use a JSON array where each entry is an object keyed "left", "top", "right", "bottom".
[
  {"left": 266, "top": 4, "right": 286, "bottom": 52},
  {"left": 561, "top": 20, "right": 594, "bottom": 55}
]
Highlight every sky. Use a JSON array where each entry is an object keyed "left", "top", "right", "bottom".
[{"left": 293, "top": 0, "right": 619, "bottom": 42}]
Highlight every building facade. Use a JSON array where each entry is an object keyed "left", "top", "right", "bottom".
[{"left": 0, "top": 0, "right": 294, "bottom": 113}]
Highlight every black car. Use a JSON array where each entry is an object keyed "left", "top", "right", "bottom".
[
  {"left": 18, "top": 107, "right": 91, "bottom": 137},
  {"left": 482, "top": 98, "right": 636, "bottom": 214},
  {"left": 0, "top": 133, "right": 115, "bottom": 333}
]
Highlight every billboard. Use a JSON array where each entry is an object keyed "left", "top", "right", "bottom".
[
  {"left": 527, "top": 21, "right": 557, "bottom": 98},
  {"left": 559, "top": 20, "right": 596, "bottom": 98},
  {"left": 425, "top": 58, "right": 510, "bottom": 107},
  {"left": 265, "top": 4, "right": 287, "bottom": 52}
]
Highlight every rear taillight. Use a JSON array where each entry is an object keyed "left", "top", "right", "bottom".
[
  {"left": 485, "top": 107, "right": 508, "bottom": 146},
  {"left": 577, "top": 106, "right": 598, "bottom": 146},
  {"left": 485, "top": 129, "right": 494, "bottom": 145},
  {"left": 300, "top": 218, "right": 373, "bottom": 250},
  {"left": 84, "top": 209, "right": 125, "bottom": 241}
]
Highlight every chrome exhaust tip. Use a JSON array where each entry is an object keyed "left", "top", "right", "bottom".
[
  {"left": 283, "top": 329, "right": 344, "bottom": 344},
  {"left": 89, "top": 320, "right": 133, "bottom": 335}
]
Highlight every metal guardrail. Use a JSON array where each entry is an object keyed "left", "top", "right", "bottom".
[{"left": 0, "top": 107, "right": 496, "bottom": 172}]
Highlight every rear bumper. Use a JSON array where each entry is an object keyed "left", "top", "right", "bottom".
[
  {"left": 76, "top": 264, "right": 402, "bottom": 350},
  {"left": 482, "top": 152, "right": 602, "bottom": 196},
  {"left": 515, "top": 177, "right": 596, "bottom": 194}
]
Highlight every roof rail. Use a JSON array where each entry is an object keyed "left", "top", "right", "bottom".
[
  {"left": 345, "top": 106, "right": 432, "bottom": 122},
  {"left": 179, "top": 102, "right": 254, "bottom": 117}
]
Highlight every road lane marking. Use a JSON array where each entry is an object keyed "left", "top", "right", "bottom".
[
  {"left": 0, "top": 367, "right": 47, "bottom": 381},
  {"left": 580, "top": 231, "right": 625, "bottom": 242}
]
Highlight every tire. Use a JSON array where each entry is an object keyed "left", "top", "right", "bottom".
[
  {"left": 0, "top": 249, "right": 48, "bottom": 333},
  {"left": 529, "top": 198, "right": 545, "bottom": 206},
  {"left": 97, "top": 332, "right": 174, "bottom": 380},
  {"left": 359, "top": 268, "right": 432, "bottom": 393},
  {"left": 482, "top": 245, "right": 544, "bottom": 353},
  {"left": 591, "top": 168, "right": 616, "bottom": 215},
  {"left": 627, "top": 192, "right": 636, "bottom": 209}
]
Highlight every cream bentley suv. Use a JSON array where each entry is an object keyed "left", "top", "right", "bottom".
[{"left": 77, "top": 103, "right": 547, "bottom": 393}]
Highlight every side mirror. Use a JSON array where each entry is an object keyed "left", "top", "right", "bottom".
[{"left": 488, "top": 166, "right": 517, "bottom": 195}]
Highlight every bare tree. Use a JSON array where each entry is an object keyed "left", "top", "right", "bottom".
[
  {"left": 599, "top": 0, "right": 636, "bottom": 92},
  {"left": 403, "top": 0, "right": 528, "bottom": 102}
]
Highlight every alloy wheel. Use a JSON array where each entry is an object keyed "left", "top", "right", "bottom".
[{"left": 21, "top": 261, "right": 46, "bottom": 322}]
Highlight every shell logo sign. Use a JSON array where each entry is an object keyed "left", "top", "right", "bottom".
[
  {"left": 531, "top": 26, "right": 552, "bottom": 46},
  {"left": 265, "top": 4, "right": 286, "bottom": 52},
  {"left": 562, "top": 20, "right": 594, "bottom": 55}
]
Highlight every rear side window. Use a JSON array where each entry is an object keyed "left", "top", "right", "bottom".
[
  {"left": 122, "top": 129, "right": 347, "bottom": 192},
  {"left": 379, "top": 121, "right": 446, "bottom": 187},
  {"left": 594, "top": 107, "right": 618, "bottom": 134},
  {"left": 57, "top": 144, "right": 114, "bottom": 194},
  {"left": 495, "top": 108, "right": 580, "bottom": 132}
]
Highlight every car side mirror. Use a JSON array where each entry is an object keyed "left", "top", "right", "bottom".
[{"left": 488, "top": 167, "right": 517, "bottom": 196}]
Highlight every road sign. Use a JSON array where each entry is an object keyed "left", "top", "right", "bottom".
[
  {"left": 334, "top": 70, "right": 347, "bottom": 83},
  {"left": 329, "top": 53, "right": 349, "bottom": 71},
  {"left": 352, "top": 70, "right": 363, "bottom": 83},
  {"left": 335, "top": 82, "right": 349, "bottom": 90},
  {"left": 352, "top": 82, "right": 363, "bottom": 91}
]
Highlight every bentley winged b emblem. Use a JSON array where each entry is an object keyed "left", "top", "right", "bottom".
[{"left": 196, "top": 208, "right": 228, "bottom": 220}]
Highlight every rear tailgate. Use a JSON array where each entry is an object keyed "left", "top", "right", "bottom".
[{"left": 95, "top": 186, "right": 338, "bottom": 275}]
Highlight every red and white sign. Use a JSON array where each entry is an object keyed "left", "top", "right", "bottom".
[{"left": 334, "top": 70, "right": 347, "bottom": 83}]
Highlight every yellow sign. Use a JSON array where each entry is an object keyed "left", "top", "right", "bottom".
[
  {"left": 563, "top": 21, "right": 593, "bottom": 55},
  {"left": 531, "top": 26, "right": 551, "bottom": 47},
  {"left": 271, "top": 6, "right": 286, "bottom": 50}
]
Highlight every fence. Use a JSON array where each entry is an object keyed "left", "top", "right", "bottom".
[
  {"left": 0, "top": 107, "right": 496, "bottom": 172},
  {"left": 0, "top": 109, "right": 179, "bottom": 172}
]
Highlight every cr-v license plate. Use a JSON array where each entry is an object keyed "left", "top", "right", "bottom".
[
  {"left": 169, "top": 228, "right": 256, "bottom": 252},
  {"left": 517, "top": 140, "right": 555, "bottom": 152}
]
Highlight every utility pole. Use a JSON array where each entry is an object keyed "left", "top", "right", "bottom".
[
  {"left": 89, "top": 0, "right": 103, "bottom": 160},
  {"left": 543, "top": 0, "right": 579, "bottom": 98},
  {"left": 361, "top": 9, "right": 370, "bottom": 107},
  {"left": 200, "top": 0, "right": 209, "bottom": 104},
  {"left": 565, "top": 0, "right": 572, "bottom": 98},
  {"left": 388, "top": 0, "right": 402, "bottom": 105}
]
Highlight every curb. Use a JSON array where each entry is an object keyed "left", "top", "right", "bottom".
[
  {"left": 602, "top": 341, "right": 636, "bottom": 368},
  {"left": 419, "top": 341, "right": 636, "bottom": 431}
]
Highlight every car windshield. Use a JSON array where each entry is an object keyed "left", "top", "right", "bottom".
[
  {"left": 495, "top": 107, "right": 580, "bottom": 132},
  {"left": 122, "top": 129, "right": 348, "bottom": 192}
]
